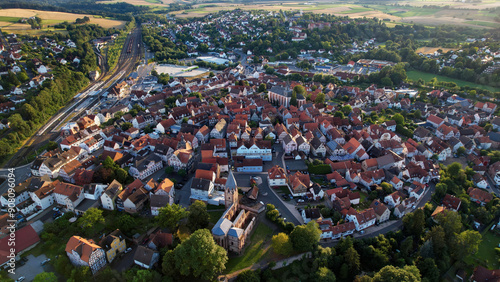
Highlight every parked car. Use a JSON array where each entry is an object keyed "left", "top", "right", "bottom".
[
  {"left": 297, "top": 199, "right": 304, "bottom": 203},
  {"left": 124, "top": 247, "right": 133, "bottom": 254},
  {"left": 21, "top": 257, "right": 28, "bottom": 262},
  {"left": 360, "top": 230, "right": 365, "bottom": 235},
  {"left": 18, "top": 260, "right": 25, "bottom": 266},
  {"left": 41, "top": 258, "right": 51, "bottom": 266},
  {"left": 53, "top": 207, "right": 60, "bottom": 212},
  {"left": 16, "top": 277, "right": 25, "bottom": 282}
]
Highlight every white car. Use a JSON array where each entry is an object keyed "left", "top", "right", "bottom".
[
  {"left": 124, "top": 247, "right": 133, "bottom": 254},
  {"left": 53, "top": 207, "right": 60, "bottom": 212},
  {"left": 41, "top": 258, "right": 51, "bottom": 265},
  {"left": 297, "top": 199, "right": 304, "bottom": 203}
]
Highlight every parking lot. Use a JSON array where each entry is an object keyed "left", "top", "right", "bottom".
[{"left": 9, "top": 254, "right": 49, "bottom": 282}]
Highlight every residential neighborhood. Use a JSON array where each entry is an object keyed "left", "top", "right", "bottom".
[{"left": 0, "top": 5, "right": 499, "bottom": 282}]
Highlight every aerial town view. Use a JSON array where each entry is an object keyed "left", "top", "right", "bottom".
[{"left": 0, "top": 0, "right": 499, "bottom": 281}]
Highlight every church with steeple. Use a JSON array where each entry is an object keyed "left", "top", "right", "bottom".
[{"left": 211, "top": 168, "right": 257, "bottom": 254}]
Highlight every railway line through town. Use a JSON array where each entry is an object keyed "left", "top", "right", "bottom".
[{"left": 2, "top": 28, "right": 143, "bottom": 169}]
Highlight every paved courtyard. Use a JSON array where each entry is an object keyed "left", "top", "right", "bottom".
[{"left": 8, "top": 254, "right": 48, "bottom": 282}]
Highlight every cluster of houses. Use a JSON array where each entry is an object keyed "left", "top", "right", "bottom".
[
  {"left": 417, "top": 43, "right": 500, "bottom": 72},
  {"left": 0, "top": 34, "right": 83, "bottom": 118},
  {"left": 2, "top": 31, "right": 499, "bottom": 272},
  {"left": 65, "top": 227, "right": 172, "bottom": 274}
]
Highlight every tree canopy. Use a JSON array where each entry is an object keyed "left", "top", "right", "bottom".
[{"left": 162, "top": 229, "right": 228, "bottom": 281}]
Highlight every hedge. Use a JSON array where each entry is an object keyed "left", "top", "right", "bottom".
[{"left": 307, "top": 164, "right": 332, "bottom": 175}]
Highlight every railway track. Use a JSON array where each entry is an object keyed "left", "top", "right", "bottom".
[{"left": 2, "top": 28, "right": 143, "bottom": 168}]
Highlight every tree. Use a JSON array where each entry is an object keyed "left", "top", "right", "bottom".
[
  {"left": 79, "top": 207, "right": 104, "bottom": 229},
  {"left": 393, "top": 113, "right": 405, "bottom": 125},
  {"left": 403, "top": 209, "right": 425, "bottom": 238},
  {"left": 446, "top": 162, "right": 462, "bottom": 177},
  {"left": 272, "top": 232, "right": 293, "bottom": 256},
  {"left": 414, "top": 109, "right": 422, "bottom": 120},
  {"left": 341, "top": 105, "right": 352, "bottom": 114},
  {"left": 372, "top": 265, "right": 421, "bottom": 282},
  {"left": 115, "top": 168, "right": 128, "bottom": 184},
  {"left": 334, "top": 111, "right": 344, "bottom": 119},
  {"left": 290, "top": 91, "right": 297, "bottom": 107},
  {"left": 157, "top": 204, "right": 187, "bottom": 230},
  {"left": 266, "top": 209, "right": 280, "bottom": 221},
  {"left": 293, "top": 85, "right": 306, "bottom": 95},
  {"left": 344, "top": 246, "right": 360, "bottom": 273},
  {"left": 416, "top": 258, "right": 440, "bottom": 282},
  {"left": 456, "top": 146, "right": 466, "bottom": 156},
  {"left": 130, "top": 269, "right": 161, "bottom": 282},
  {"left": 121, "top": 122, "right": 133, "bottom": 131},
  {"left": 187, "top": 200, "right": 210, "bottom": 232},
  {"left": 290, "top": 221, "right": 321, "bottom": 252},
  {"left": 315, "top": 267, "right": 336, "bottom": 282},
  {"left": 117, "top": 214, "right": 135, "bottom": 234},
  {"left": 258, "top": 83, "right": 266, "bottom": 93},
  {"left": 102, "top": 156, "right": 116, "bottom": 170},
  {"left": 427, "top": 226, "right": 446, "bottom": 255},
  {"left": 315, "top": 92, "right": 325, "bottom": 104},
  {"left": 178, "top": 169, "right": 187, "bottom": 177},
  {"left": 165, "top": 166, "right": 174, "bottom": 175},
  {"left": 34, "top": 272, "right": 58, "bottom": 282},
  {"left": 162, "top": 229, "right": 227, "bottom": 281},
  {"left": 451, "top": 230, "right": 482, "bottom": 261},
  {"left": 237, "top": 270, "right": 260, "bottom": 282},
  {"left": 434, "top": 210, "right": 462, "bottom": 240}
]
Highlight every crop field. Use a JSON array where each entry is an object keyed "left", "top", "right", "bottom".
[
  {"left": 0, "top": 9, "right": 126, "bottom": 34},
  {"left": 96, "top": 0, "right": 173, "bottom": 6},
  {"left": 172, "top": 3, "right": 400, "bottom": 20},
  {"left": 168, "top": 0, "right": 500, "bottom": 29}
]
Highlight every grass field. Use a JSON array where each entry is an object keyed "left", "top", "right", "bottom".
[
  {"left": 406, "top": 70, "right": 500, "bottom": 93},
  {"left": 465, "top": 230, "right": 500, "bottom": 270},
  {"left": 0, "top": 9, "right": 125, "bottom": 34},
  {"left": 208, "top": 210, "right": 225, "bottom": 224},
  {"left": 0, "top": 16, "right": 22, "bottom": 23},
  {"left": 224, "top": 222, "right": 274, "bottom": 274},
  {"left": 415, "top": 47, "right": 458, "bottom": 55}
]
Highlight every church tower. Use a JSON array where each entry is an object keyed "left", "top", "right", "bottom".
[{"left": 224, "top": 168, "right": 238, "bottom": 208}]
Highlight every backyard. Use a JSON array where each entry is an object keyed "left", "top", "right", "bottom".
[{"left": 464, "top": 228, "right": 500, "bottom": 270}]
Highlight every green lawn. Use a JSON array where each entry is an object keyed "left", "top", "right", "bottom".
[
  {"left": 207, "top": 204, "right": 225, "bottom": 211},
  {"left": 224, "top": 222, "right": 274, "bottom": 274},
  {"left": 406, "top": 70, "right": 500, "bottom": 93},
  {"left": 208, "top": 210, "right": 225, "bottom": 224},
  {"left": 465, "top": 230, "right": 500, "bottom": 269},
  {"left": 274, "top": 186, "right": 292, "bottom": 195}
]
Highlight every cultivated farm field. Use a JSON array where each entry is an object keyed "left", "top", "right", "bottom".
[
  {"left": 169, "top": 0, "right": 500, "bottom": 29},
  {"left": 96, "top": 0, "right": 174, "bottom": 7},
  {"left": 0, "top": 9, "right": 126, "bottom": 35}
]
